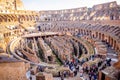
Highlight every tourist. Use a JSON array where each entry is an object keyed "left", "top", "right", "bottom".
[
  {"left": 88, "top": 71, "right": 92, "bottom": 80},
  {"left": 74, "top": 70, "right": 77, "bottom": 76},
  {"left": 60, "top": 73, "right": 64, "bottom": 80},
  {"left": 63, "top": 71, "right": 67, "bottom": 77},
  {"left": 107, "top": 58, "right": 111, "bottom": 66},
  {"left": 93, "top": 73, "right": 97, "bottom": 80},
  {"left": 30, "top": 76, "right": 32, "bottom": 80},
  {"left": 80, "top": 68, "right": 83, "bottom": 77},
  {"left": 76, "top": 65, "right": 79, "bottom": 71}
]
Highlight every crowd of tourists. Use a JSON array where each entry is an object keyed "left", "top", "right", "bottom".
[
  {"left": 60, "top": 54, "right": 112, "bottom": 80},
  {"left": 28, "top": 54, "right": 112, "bottom": 80}
]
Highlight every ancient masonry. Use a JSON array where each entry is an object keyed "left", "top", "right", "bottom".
[{"left": 0, "top": 0, "right": 120, "bottom": 80}]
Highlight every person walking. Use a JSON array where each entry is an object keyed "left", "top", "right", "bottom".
[{"left": 60, "top": 72, "right": 64, "bottom": 80}]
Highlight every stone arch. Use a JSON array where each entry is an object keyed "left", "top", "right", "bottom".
[
  {"left": 111, "top": 38, "right": 114, "bottom": 47},
  {"left": 113, "top": 40, "right": 116, "bottom": 50},
  {"left": 22, "top": 15, "right": 26, "bottom": 21},
  {"left": 9, "top": 15, "right": 15, "bottom": 21},
  {"left": 32, "top": 15, "right": 35, "bottom": 20},
  {"left": 18, "top": 15, "right": 22, "bottom": 22},
  {"left": 92, "top": 33, "right": 95, "bottom": 38},
  {"left": 29, "top": 15, "right": 32, "bottom": 21},
  {"left": 35, "top": 15, "right": 39, "bottom": 21},
  {"left": 0, "top": 15, "right": 4, "bottom": 22},
  {"left": 78, "top": 29, "right": 81, "bottom": 35},
  {"left": 108, "top": 36, "right": 111, "bottom": 44},
  {"left": 89, "top": 31, "right": 92, "bottom": 37},
  {"left": 81, "top": 29, "right": 83, "bottom": 35},
  {"left": 83, "top": 30, "right": 86, "bottom": 35},
  {"left": 99, "top": 33, "right": 102, "bottom": 40},
  {"left": 104, "top": 36, "right": 109, "bottom": 43},
  {"left": 0, "top": 15, "right": 6, "bottom": 22},
  {"left": 20, "top": 15, "right": 26, "bottom": 21},
  {"left": 6, "top": 15, "right": 13, "bottom": 22},
  {"left": 12, "top": 15, "right": 18, "bottom": 21},
  {"left": 0, "top": 18, "right": 2, "bottom": 22},
  {"left": 96, "top": 32, "right": 98, "bottom": 38},
  {"left": 86, "top": 30, "right": 89, "bottom": 35},
  {"left": 25, "top": 15, "right": 30, "bottom": 21},
  {"left": 102, "top": 34, "right": 105, "bottom": 41},
  {"left": 110, "top": 14, "right": 115, "bottom": 20}
]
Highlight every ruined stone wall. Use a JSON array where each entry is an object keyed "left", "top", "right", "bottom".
[
  {"left": 93, "top": 1, "right": 117, "bottom": 10},
  {"left": 38, "top": 21, "right": 120, "bottom": 55},
  {"left": 39, "top": 1, "right": 120, "bottom": 21},
  {"left": 15, "top": 0, "right": 25, "bottom": 10},
  {"left": 0, "top": 9, "right": 39, "bottom": 51},
  {"left": 0, "top": 0, "right": 24, "bottom": 10},
  {"left": 0, "top": 62, "right": 27, "bottom": 80}
]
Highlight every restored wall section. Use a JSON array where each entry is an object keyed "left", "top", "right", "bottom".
[{"left": 0, "top": 62, "right": 27, "bottom": 80}]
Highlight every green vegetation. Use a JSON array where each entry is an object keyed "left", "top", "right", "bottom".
[
  {"left": 38, "top": 49, "right": 44, "bottom": 62},
  {"left": 52, "top": 50, "right": 63, "bottom": 66},
  {"left": 72, "top": 44, "right": 77, "bottom": 56},
  {"left": 79, "top": 37, "right": 95, "bottom": 55},
  {"left": 72, "top": 37, "right": 95, "bottom": 60},
  {"left": 45, "top": 41, "right": 63, "bottom": 65},
  {"left": 37, "top": 42, "right": 45, "bottom": 62},
  {"left": 28, "top": 42, "right": 32, "bottom": 49},
  {"left": 78, "top": 43, "right": 84, "bottom": 58}
]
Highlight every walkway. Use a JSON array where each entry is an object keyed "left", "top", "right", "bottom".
[
  {"left": 54, "top": 73, "right": 82, "bottom": 80},
  {"left": 53, "top": 66, "right": 88, "bottom": 80},
  {"left": 22, "top": 32, "right": 59, "bottom": 38}
]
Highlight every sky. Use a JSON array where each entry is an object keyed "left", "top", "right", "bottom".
[{"left": 22, "top": 0, "right": 120, "bottom": 11}]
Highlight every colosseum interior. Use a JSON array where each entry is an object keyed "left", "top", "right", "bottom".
[{"left": 0, "top": 0, "right": 120, "bottom": 80}]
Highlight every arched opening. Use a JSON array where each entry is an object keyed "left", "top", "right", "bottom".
[
  {"left": 26, "top": 15, "right": 29, "bottom": 21},
  {"left": 48, "top": 56, "right": 53, "bottom": 62},
  {"left": 92, "top": 34, "right": 95, "bottom": 38},
  {"left": 102, "top": 34, "right": 105, "bottom": 41},
  {"left": 99, "top": 33, "right": 101, "bottom": 40},
  {"left": 37, "top": 26, "right": 41, "bottom": 31},
  {"left": 111, "top": 38, "right": 113, "bottom": 47},
  {"left": 110, "top": 14, "right": 114, "bottom": 20},
  {"left": 114, "top": 40, "right": 116, "bottom": 49},
  {"left": 96, "top": 32, "right": 98, "bottom": 38},
  {"left": 90, "top": 31, "right": 92, "bottom": 37},
  {"left": 8, "top": 18, "right": 11, "bottom": 22}
]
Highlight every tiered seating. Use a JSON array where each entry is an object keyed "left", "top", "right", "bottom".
[
  {"left": 94, "top": 41, "right": 107, "bottom": 55},
  {"left": 20, "top": 21, "right": 36, "bottom": 31},
  {"left": 39, "top": 20, "right": 120, "bottom": 55}
]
